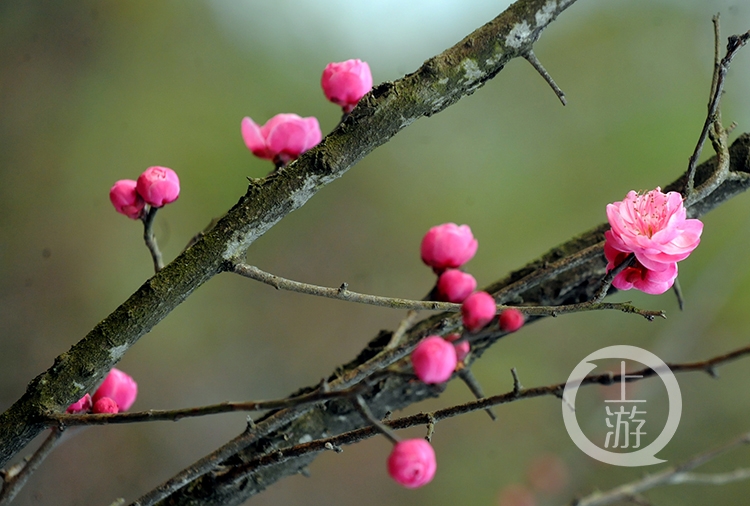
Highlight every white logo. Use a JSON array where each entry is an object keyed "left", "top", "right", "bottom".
[{"left": 562, "top": 345, "right": 682, "bottom": 467}]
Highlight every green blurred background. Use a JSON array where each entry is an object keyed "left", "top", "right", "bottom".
[{"left": 2, "top": 0, "right": 750, "bottom": 504}]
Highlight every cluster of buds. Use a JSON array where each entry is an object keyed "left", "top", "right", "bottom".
[
  {"left": 387, "top": 223, "right": 528, "bottom": 489},
  {"left": 242, "top": 59, "right": 373, "bottom": 166},
  {"left": 110, "top": 166, "right": 180, "bottom": 219},
  {"left": 67, "top": 368, "right": 138, "bottom": 415},
  {"left": 412, "top": 223, "right": 526, "bottom": 385}
]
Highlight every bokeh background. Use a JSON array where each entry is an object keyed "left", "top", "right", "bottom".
[{"left": 2, "top": 0, "right": 750, "bottom": 504}]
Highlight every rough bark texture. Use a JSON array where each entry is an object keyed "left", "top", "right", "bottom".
[
  {"left": 0, "top": 0, "right": 578, "bottom": 467},
  {"left": 155, "top": 135, "right": 750, "bottom": 505}
]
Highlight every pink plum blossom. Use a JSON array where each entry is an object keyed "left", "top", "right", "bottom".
[
  {"left": 411, "top": 336, "right": 457, "bottom": 384},
  {"left": 604, "top": 241, "right": 678, "bottom": 295},
  {"left": 66, "top": 393, "right": 92, "bottom": 414},
  {"left": 604, "top": 187, "right": 702, "bottom": 294},
  {"left": 92, "top": 397, "right": 119, "bottom": 414},
  {"left": 92, "top": 368, "right": 138, "bottom": 412},
  {"left": 436, "top": 269, "right": 477, "bottom": 303},
  {"left": 420, "top": 223, "right": 478, "bottom": 273},
  {"left": 387, "top": 438, "right": 437, "bottom": 488},
  {"left": 321, "top": 59, "right": 373, "bottom": 113},
  {"left": 241, "top": 114, "right": 322, "bottom": 165},
  {"left": 445, "top": 333, "right": 470, "bottom": 362},
  {"left": 461, "top": 291, "right": 496, "bottom": 332},
  {"left": 110, "top": 180, "right": 145, "bottom": 219},
  {"left": 499, "top": 308, "right": 525, "bottom": 333},
  {"left": 136, "top": 166, "right": 180, "bottom": 208}
]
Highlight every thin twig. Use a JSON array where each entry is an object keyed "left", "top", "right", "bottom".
[
  {"left": 0, "top": 427, "right": 65, "bottom": 505},
  {"left": 425, "top": 414, "right": 436, "bottom": 442},
  {"left": 511, "top": 367, "right": 523, "bottom": 395},
  {"left": 685, "top": 20, "right": 750, "bottom": 202},
  {"left": 232, "top": 263, "right": 662, "bottom": 320},
  {"left": 353, "top": 395, "right": 400, "bottom": 445},
  {"left": 592, "top": 254, "right": 634, "bottom": 303},
  {"left": 524, "top": 50, "right": 567, "bottom": 105},
  {"left": 570, "top": 431, "right": 750, "bottom": 506},
  {"left": 141, "top": 206, "right": 164, "bottom": 273},
  {"left": 672, "top": 277, "right": 685, "bottom": 311},
  {"left": 457, "top": 368, "right": 497, "bottom": 420},
  {"left": 669, "top": 468, "right": 750, "bottom": 485},
  {"left": 46, "top": 384, "right": 367, "bottom": 427}
]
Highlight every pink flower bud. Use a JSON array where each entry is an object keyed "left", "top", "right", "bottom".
[
  {"left": 411, "top": 336, "right": 458, "bottom": 384},
  {"left": 445, "top": 333, "right": 470, "bottom": 362},
  {"left": 499, "top": 308, "right": 525, "bottom": 333},
  {"left": 387, "top": 438, "right": 437, "bottom": 488},
  {"left": 92, "top": 397, "right": 119, "bottom": 414},
  {"left": 436, "top": 270, "right": 477, "bottom": 303},
  {"left": 66, "top": 393, "right": 92, "bottom": 414},
  {"left": 241, "top": 114, "right": 322, "bottom": 165},
  {"left": 92, "top": 368, "right": 138, "bottom": 412},
  {"left": 420, "top": 223, "right": 478, "bottom": 273},
  {"left": 110, "top": 180, "right": 145, "bottom": 219},
  {"left": 461, "top": 291, "right": 496, "bottom": 332},
  {"left": 136, "top": 166, "right": 180, "bottom": 208},
  {"left": 321, "top": 59, "right": 373, "bottom": 113}
]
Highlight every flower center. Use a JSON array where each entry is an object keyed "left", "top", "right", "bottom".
[{"left": 630, "top": 190, "right": 668, "bottom": 238}]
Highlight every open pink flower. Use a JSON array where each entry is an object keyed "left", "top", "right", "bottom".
[
  {"left": 461, "top": 291, "right": 496, "bottom": 332},
  {"left": 136, "top": 166, "right": 180, "bottom": 208},
  {"left": 92, "top": 368, "right": 138, "bottom": 412},
  {"left": 420, "top": 223, "right": 478, "bottom": 273},
  {"left": 411, "top": 336, "right": 457, "bottom": 384},
  {"left": 321, "top": 59, "right": 373, "bottom": 113},
  {"left": 110, "top": 180, "right": 145, "bottom": 219},
  {"left": 387, "top": 439, "right": 437, "bottom": 488},
  {"left": 436, "top": 269, "right": 477, "bottom": 303},
  {"left": 241, "top": 114, "right": 322, "bottom": 165},
  {"left": 604, "top": 187, "right": 701, "bottom": 294},
  {"left": 605, "top": 188, "right": 702, "bottom": 270},
  {"left": 604, "top": 241, "right": 678, "bottom": 295}
]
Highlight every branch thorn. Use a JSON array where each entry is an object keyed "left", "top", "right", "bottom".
[{"left": 524, "top": 49, "right": 567, "bottom": 106}]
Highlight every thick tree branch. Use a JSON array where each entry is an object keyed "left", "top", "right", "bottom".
[{"left": 0, "top": 0, "right": 579, "bottom": 467}]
